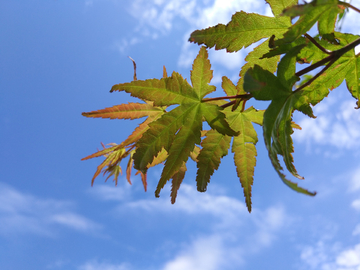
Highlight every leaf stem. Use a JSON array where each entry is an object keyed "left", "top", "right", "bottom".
[
  {"left": 202, "top": 94, "right": 252, "bottom": 102},
  {"left": 341, "top": 2, "right": 360, "bottom": 14},
  {"left": 128, "top": 56, "right": 137, "bottom": 81},
  {"left": 295, "top": 54, "right": 333, "bottom": 77},
  {"left": 304, "top": 34, "right": 331, "bottom": 54},
  {"left": 220, "top": 100, "right": 236, "bottom": 109},
  {"left": 294, "top": 57, "right": 337, "bottom": 93},
  {"left": 295, "top": 37, "right": 360, "bottom": 77}
]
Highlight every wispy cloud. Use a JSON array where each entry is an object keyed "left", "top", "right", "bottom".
[
  {"left": 299, "top": 232, "right": 360, "bottom": 270},
  {"left": 78, "top": 260, "right": 131, "bottom": 270},
  {"left": 161, "top": 235, "right": 234, "bottom": 270},
  {"left": 300, "top": 242, "right": 360, "bottom": 270},
  {"left": 115, "top": 0, "right": 271, "bottom": 71},
  {"left": 93, "top": 183, "right": 288, "bottom": 269},
  {"left": 349, "top": 167, "right": 360, "bottom": 192},
  {"left": 0, "top": 182, "right": 101, "bottom": 236},
  {"left": 336, "top": 244, "right": 360, "bottom": 268},
  {"left": 293, "top": 91, "right": 360, "bottom": 154},
  {"left": 88, "top": 184, "right": 131, "bottom": 202},
  {"left": 155, "top": 192, "right": 287, "bottom": 269},
  {"left": 353, "top": 224, "right": 360, "bottom": 236}
]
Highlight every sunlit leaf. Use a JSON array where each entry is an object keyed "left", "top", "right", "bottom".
[
  {"left": 275, "top": 0, "right": 345, "bottom": 45},
  {"left": 244, "top": 65, "right": 316, "bottom": 196},
  {"left": 189, "top": 11, "right": 291, "bottom": 52}
]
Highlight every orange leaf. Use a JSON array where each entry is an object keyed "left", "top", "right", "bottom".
[{"left": 82, "top": 103, "right": 163, "bottom": 120}]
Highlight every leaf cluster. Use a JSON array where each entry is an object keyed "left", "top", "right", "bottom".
[{"left": 83, "top": 0, "right": 360, "bottom": 212}]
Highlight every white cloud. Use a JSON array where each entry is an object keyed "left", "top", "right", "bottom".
[
  {"left": 120, "top": 0, "right": 269, "bottom": 70},
  {"left": 162, "top": 235, "right": 230, "bottom": 270},
  {"left": 0, "top": 182, "right": 100, "bottom": 236},
  {"left": 194, "top": 0, "right": 265, "bottom": 29},
  {"left": 293, "top": 91, "right": 360, "bottom": 153},
  {"left": 353, "top": 224, "right": 360, "bottom": 236},
  {"left": 352, "top": 199, "right": 360, "bottom": 211},
  {"left": 349, "top": 167, "right": 360, "bottom": 192},
  {"left": 124, "top": 184, "right": 248, "bottom": 223},
  {"left": 127, "top": 0, "right": 197, "bottom": 34},
  {"left": 88, "top": 184, "right": 130, "bottom": 201},
  {"left": 300, "top": 241, "right": 339, "bottom": 270},
  {"left": 157, "top": 204, "right": 286, "bottom": 269},
  {"left": 50, "top": 213, "right": 98, "bottom": 231},
  {"left": 111, "top": 184, "right": 287, "bottom": 269},
  {"left": 78, "top": 260, "right": 131, "bottom": 270},
  {"left": 336, "top": 244, "right": 360, "bottom": 268},
  {"left": 114, "top": 38, "right": 141, "bottom": 55},
  {"left": 300, "top": 237, "right": 360, "bottom": 270},
  {"left": 347, "top": 167, "right": 360, "bottom": 212}
]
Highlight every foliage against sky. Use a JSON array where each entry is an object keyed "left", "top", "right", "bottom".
[
  {"left": 2, "top": 0, "right": 360, "bottom": 269},
  {"left": 83, "top": 0, "right": 360, "bottom": 212}
]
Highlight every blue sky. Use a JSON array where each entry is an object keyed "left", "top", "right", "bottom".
[{"left": 1, "top": 0, "right": 360, "bottom": 269}]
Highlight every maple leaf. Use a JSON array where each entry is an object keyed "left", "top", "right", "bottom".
[
  {"left": 188, "top": 0, "right": 297, "bottom": 53},
  {"left": 170, "top": 162, "right": 187, "bottom": 204},
  {"left": 82, "top": 0, "right": 360, "bottom": 211},
  {"left": 189, "top": 11, "right": 292, "bottom": 52},
  {"left": 244, "top": 44, "right": 317, "bottom": 196},
  {"left": 224, "top": 77, "right": 264, "bottom": 213},
  {"left": 195, "top": 76, "right": 264, "bottom": 212},
  {"left": 188, "top": 0, "right": 298, "bottom": 113},
  {"left": 82, "top": 143, "right": 127, "bottom": 186},
  {"left": 235, "top": 41, "right": 281, "bottom": 105},
  {"left": 275, "top": 0, "right": 346, "bottom": 46},
  {"left": 196, "top": 129, "right": 231, "bottom": 192},
  {"left": 225, "top": 104, "right": 264, "bottom": 213},
  {"left": 110, "top": 46, "right": 238, "bottom": 198},
  {"left": 82, "top": 102, "right": 164, "bottom": 120},
  {"left": 82, "top": 100, "right": 165, "bottom": 187},
  {"left": 297, "top": 32, "right": 360, "bottom": 107}
]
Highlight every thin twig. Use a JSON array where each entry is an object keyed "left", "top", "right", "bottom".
[
  {"left": 295, "top": 54, "right": 333, "bottom": 77},
  {"left": 220, "top": 100, "right": 236, "bottom": 109},
  {"left": 342, "top": 2, "right": 360, "bottom": 14},
  {"left": 294, "top": 57, "right": 337, "bottom": 93},
  {"left": 304, "top": 34, "right": 331, "bottom": 54},
  {"left": 128, "top": 56, "right": 137, "bottom": 81},
  {"left": 333, "top": 36, "right": 360, "bottom": 56},
  {"left": 295, "top": 37, "right": 360, "bottom": 77},
  {"left": 202, "top": 94, "right": 252, "bottom": 102}
]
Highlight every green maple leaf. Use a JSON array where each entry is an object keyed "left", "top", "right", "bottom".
[
  {"left": 226, "top": 106, "right": 264, "bottom": 213},
  {"left": 82, "top": 102, "right": 164, "bottom": 120},
  {"left": 244, "top": 44, "right": 317, "bottom": 196},
  {"left": 110, "top": 46, "right": 238, "bottom": 198},
  {"left": 82, "top": 102, "right": 165, "bottom": 187},
  {"left": 195, "top": 76, "right": 264, "bottom": 212},
  {"left": 224, "top": 77, "right": 264, "bottom": 213},
  {"left": 298, "top": 33, "right": 360, "bottom": 107},
  {"left": 188, "top": 0, "right": 297, "bottom": 52},
  {"left": 189, "top": 10, "right": 293, "bottom": 52},
  {"left": 196, "top": 129, "right": 232, "bottom": 192},
  {"left": 236, "top": 41, "right": 282, "bottom": 101},
  {"left": 170, "top": 162, "right": 187, "bottom": 204},
  {"left": 188, "top": 0, "right": 297, "bottom": 110},
  {"left": 275, "top": 0, "right": 346, "bottom": 46}
]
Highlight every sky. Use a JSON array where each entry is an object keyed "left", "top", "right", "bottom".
[{"left": 1, "top": 0, "right": 360, "bottom": 269}]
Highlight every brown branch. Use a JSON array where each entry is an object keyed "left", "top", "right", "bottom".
[
  {"left": 220, "top": 100, "right": 236, "bottom": 109},
  {"left": 341, "top": 2, "right": 360, "bottom": 14},
  {"left": 295, "top": 54, "right": 333, "bottom": 77},
  {"left": 333, "top": 36, "right": 360, "bottom": 56},
  {"left": 304, "top": 34, "right": 331, "bottom": 54},
  {"left": 294, "top": 57, "right": 337, "bottom": 93},
  {"left": 295, "top": 37, "right": 360, "bottom": 77},
  {"left": 202, "top": 94, "right": 252, "bottom": 102},
  {"left": 128, "top": 56, "right": 137, "bottom": 81}
]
